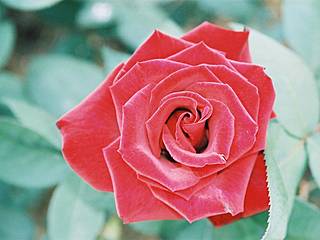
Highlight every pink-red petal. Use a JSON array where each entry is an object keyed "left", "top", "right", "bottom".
[
  {"left": 209, "top": 152, "right": 269, "bottom": 226},
  {"left": 110, "top": 59, "right": 188, "bottom": 128},
  {"left": 119, "top": 84, "right": 200, "bottom": 192},
  {"left": 56, "top": 63, "right": 124, "bottom": 191},
  {"left": 150, "top": 153, "right": 257, "bottom": 223},
  {"left": 231, "top": 61, "right": 275, "bottom": 152},
  {"left": 103, "top": 138, "right": 181, "bottom": 223},
  {"left": 116, "top": 30, "right": 192, "bottom": 81},
  {"left": 187, "top": 82, "right": 257, "bottom": 160},
  {"left": 181, "top": 22, "right": 251, "bottom": 62}
]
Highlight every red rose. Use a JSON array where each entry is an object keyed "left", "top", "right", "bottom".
[{"left": 57, "top": 22, "right": 275, "bottom": 225}]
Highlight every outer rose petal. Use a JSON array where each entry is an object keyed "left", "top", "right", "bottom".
[
  {"left": 209, "top": 152, "right": 269, "bottom": 226},
  {"left": 56, "top": 63, "right": 123, "bottom": 191},
  {"left": 231, "top": 61, "right": 275, "bottom": 152},
  {"left": 168, "top": 42, "right": 234, "bottom": 68},
  {"left": 150, "top": 153, "right": 257, "bottom": 223},
  {"left": 166, "top": 42, "right": 259, "bottom": 121},
  {"left": 119, "top": 84, "right": 200, "bottom": 192},
  {"left": 110, "top": 60, "right": 188, "bottom": 128},
  {"left": 103, "top": 138, "right": 181, "bottom": 223},
  {"left": 116, "top": 30, "right": 191, "bottom": 81},
  {"left": 182, "top": 22, "right": 251, "bottom": 62}
]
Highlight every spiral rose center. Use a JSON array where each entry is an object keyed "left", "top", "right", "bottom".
[{"left": 165, "top": 108, "right": 209, "bottom": 155}]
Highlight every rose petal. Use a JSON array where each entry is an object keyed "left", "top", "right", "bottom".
[
  {"left": 181, "top": 21, "right": 251, "bottom": 62},
  {"left": 161, "top": 99, "right": 235, "bottom": 168},
  {"left": 116, "top": 30, "right": 192, "bottom": 81},
  {"left": 187, "top": 82, "right": 258, "bottom": 160},
  {"left": 146, "top": 91, "right": 212, "bottom": 156},
  {"left": 120, "top": 84, "right": 200, "bottom": 192},
  {"left": 56, "top": 63, "right": 124, "bottom": 191},
  {"left": 166, "top": 111, "right": 196, "bottom": 153},
  {"left": 209, "top": 152, "right": 269, "bottom": 226},
  {"left": 231, "top": 61, "right": 275, "bottom": 152},
  {"left": 150, "top": 65, "right": 221, "bottom": 114},
  {"left": 162, "top": 125, "right": 226, "bottom": 167},
  {"left": 150, "top": 153, "right": 257, "bottom": 223},
  {"left": 103, "top": 138, "right": 181, "bottom": 223},
  {"left": 205, "top": 65, "right": 260, "bottom": 121},
  {"left": 110, "top": 59, "right": 188, "bottom": 128},
  {"left": 168, "top": 42, "right": 234, "bottom": 68}
]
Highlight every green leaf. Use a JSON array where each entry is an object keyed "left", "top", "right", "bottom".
[
  {"left": 76, "top": 0, "right": 115, "bottom": 29},
  {"left": 48, "top": 174, "right": 106, "bottom": 240},
  {"left": 0, "top": 181, "right": 44, "bottom": 209},
  {"left": 0, "top": 0, "right": 63, "bottom": 11},
  {"left": 160, "top": 220, "right": 189, "bottom": 240},
  {"left": 263, "top": 122, "right": 307, "bottom": 240},
  {"left": 113, "top": 0, "right": 183, "bottom": 49},
  {"left": 286, "top": 198, "right": 320, "bottom": 240},
  {"left": 231, "top": 23, "right": 319, "bottom": 138},
  {"left": 283, "top": 0, "right": 320, "bottom": 72},
  {"left": 2, "top": 98, "right": 61, "bottom": 149},
  {"left": 129, "top": 221, "right": 163, "bottom": 237},
  {"left": 0, "top": 118, "right": 68, "bottom": 188},
  {"left": 198, "top": 0, "right": 259, "bottom": 22},
  {"left": 101, "top": 46, "right": 129, "bottom": 74},
  {"left": 0, "top": 206, "right": 35, "bottom": 240},
  {"left": 51, "top": 33, "right": 96, "bottom": 60},
  {"left": 25, "top": 54, "right": 105, "bottom": 116},
  {"left": 0, "top": 72, "right": 24, "bottom": 100},
  {"left": 175, "top": 220, "right": 214, "bottom": 240},
  {"left": 212, "top": 216, "right": 266, "bottom": 240},
  {"left": 0, "top": 20, "right": 15, "bottom": 69},
  {"left": 307, "top": 132, "right": 320, "bottom": 187}
]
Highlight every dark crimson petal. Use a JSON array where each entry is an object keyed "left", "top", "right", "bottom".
[
  {"left": 150, "top": 153, "right": 257, "bottom": 223},
  {"left": 115, "top": 30, "right": 192, "bottom": 81},
  {"left": 231, "top": 61, "right": 275, "bottom": 152},
  {"left": 181, "top": 22, "right": 251, "bottom": 62},
  {"left": 56, "top": 63, "right": 124, "bottom": 191},
  {"left": 209, "top": 152, "right": 269, "bottom": 226},
  {"left": 103, "top": 138, "right": 182, "bottom": 223},
  {"left": 119, "top": 84, "right": 201, "bottom": 192},
  {"left": 110, "top": 60, "right": 188, "bottom": 128}
]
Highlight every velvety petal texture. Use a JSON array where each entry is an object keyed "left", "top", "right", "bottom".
[{"left": 57, "top": 22, "right": 275, "bottom": 226}]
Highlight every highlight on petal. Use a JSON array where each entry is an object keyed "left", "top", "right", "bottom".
[
  {"left": 209, "top": 152, "right": 269, "bottom": 226},
  {"left": 119, "top": 84, "right": 201, "bottom": 192},
  {"left": 56, "top": 63, "right": 124, "bottom": 191},
  {"left": 103, "top": 138, "right": 181, "bottom": 223},
  {"left": 150, "top": 153, "right": 257, "bottom": 223},
  {"left": 116, "top": 30, "right": 192, "bottom": 80},
  {"left": 181, "top": 21, "right": 251, "bottom": 62}
]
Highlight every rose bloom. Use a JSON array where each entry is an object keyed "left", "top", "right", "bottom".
[{"left": 57, "top": 22, "right": 275, "bottom": 226}]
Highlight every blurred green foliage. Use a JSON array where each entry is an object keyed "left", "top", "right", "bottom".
[{"left": 0, "top": 0, "right": 320, "bottom": 239}]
